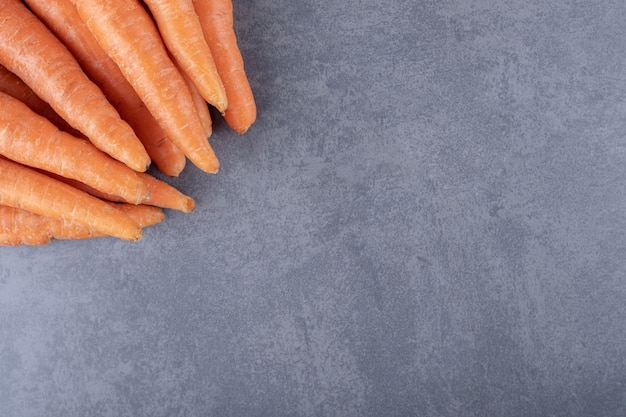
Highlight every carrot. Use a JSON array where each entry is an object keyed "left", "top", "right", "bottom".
[
  {"left": 143, "top": 0, "right": 227, "bottom": 113},
  {"left": 0, "top": 63, "right": 80, "bottom": 136},
  {"left": 23, "top": 0, "right": 187, "bottom": 177},
  {"left": 0, "top": 204, "right": 164, "bottom": 245},
  {"left": 109, "top": 204, "right": 165, "bottom": 228},
  {"left": 0, "top": 157, "right": 142, "bottom": 242},
  {"left": 50, "top": 203, "right": 164, "bottom": 239},
  {"left": 50, "top": 171, "right": 196, "bottom": 213},
  {"left": 119, "top": 103, "right": 187, "bottom": 177},
  {"left": 0, "top": 206, "right": 52, "bottom": 245},
  {"left": 0, "top": 0, "right": 151, "bottom": 172},
  {"left": 193, "top": 0, "right": 256, "bottom": 133},
  {"left": 71, "top": 0, "right": 220, "bottom": 173},
  {"left": 0, "top": 233, "right": 51, "bottom": 246},
  {"left": 0, "top": 204, "right": 102, "bottom": 244},
  {"left": 181, "top": 65, "right": 213, "bottom": 138},
  {"left": 137, "top": 173, "right": 195, "bottom": 213},
  {"left": 0, "top": 91, "right": 150, "bottom": 205}
]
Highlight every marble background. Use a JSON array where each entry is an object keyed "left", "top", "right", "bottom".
[{"left": 1, "top": 0, "right": 626, "bottom": 415}]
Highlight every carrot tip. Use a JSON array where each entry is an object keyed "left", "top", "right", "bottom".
[
  {"left": 231, "top": 122, "right": 254, "bottom": 134},
  {"left": 126, "top": 159, "right": 151, "bottom": 173},
  {"left": 193, "top": 155, "right": 219, "bottom": 174},
  {"left": 183, "top": 197, "right": 195, "bottom": 213},
  {"left": 159, "top": 158, "right": 186, "bottom": 177},
  {"left": 130, "top": 230, "right": 143, "bottom": 242}
]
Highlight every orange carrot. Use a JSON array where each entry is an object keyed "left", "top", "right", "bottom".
[
  {"left": 0, "top": 91, "right": 150, "bottom": 205},
  {"left": 0, "top": 63, "right": 80, "bottom": 136},
  {"left": 181, "top": 65, "right": 213, "bottom": 138},
  {"left": 109, "top": 204, "right": 165, "bottom": 228},
  {"left": 50, "top": 203, "right": 164, "bottom": 239},
  {"left": 0, "top": 157, "right": 142, "bottom": 242},
  {"left": 144, "top": 0, "right": 227, "bottom": 112},
  {"left": 0, "top": 233, "right": 51, "bottom": 246},
  {"left": 137, "top": 173, "right": 195, "bottom": 213},
  {"left": 50, "top": 171, "right": 195, "bottom": 213},
  {"left": 71, "top": 0, "right": 220, "bottom": 173},
  {"left": 0, "top": 0, "right": 150, "bottom": 172},
  {"left": 193, "top": 0, "right": 256, "bottom": 133},
  {"left": 0, "top": 204, "right": 164, "bottom": 245},
  {"left": 23, "top": 0, "right": 187, "bottom": 177},
  {"left": 0, "top": 205, "right": 102, "bottom": 244},
  {"left": 0, "top": 206, "right": 52, "bottom": 245}
]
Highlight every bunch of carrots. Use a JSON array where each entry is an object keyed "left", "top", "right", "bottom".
[{"left": 0, "top": 0, "right": 256, "bottom": 245}]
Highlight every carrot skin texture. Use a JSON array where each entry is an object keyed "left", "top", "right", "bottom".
[
  {"left": 0, "top": 0, "right": 150, "bottom": 172},
  {"left": 0, "top": 204, "right": 164, "bottom": 245},
  {"left": 52, "top": 204, "right": 164, "bottom": 239},
  {"left": 23, "top": 0, "right": 187, "bottom": 177},
  {"left": 144, "top": 0, "right": 227, "bottom": 112},
  {"left": 0, "top": 92, "right": 150, "bottom": 205},
  {"left": 193, "top": 0, "right": 256, "bottom": 133},
  {"left": 137, "top": 173, "right": 195, "bottom": 213},
  {"left": 71, "top": 0, "right": 220, "bottom": 173},
  {"left": 181, "top": 66, "right": 213, "bottom": 138},
  {"left": 0, "top": 205, "right": 99, "bottom": 243},
  {"left": 51, "top": 172, "right": 196, "bottom": 213},
  {"left": 0, "top": 206, "right": 52, "bottom": 245},
  {"left": 0, "top": 233, "right": 51, "bottom": 246},
  {"left": 109, "top": 204, "right": 165, "bottom": 228},
  {"left": 0, "top": 63, "right": 80, "bottom": 135},
  {"left": 0, "top": 157, "right": 142, "bottom": 242}
]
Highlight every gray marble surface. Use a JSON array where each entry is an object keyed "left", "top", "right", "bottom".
[{"left": 2, "top": 0, "right": 626, "bottom": 415}]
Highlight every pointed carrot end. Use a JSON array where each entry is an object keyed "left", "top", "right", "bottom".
[
  {"left": 130, "top": 228, "right": 143, "bottom": 242},
  {"left": 182, "top": 197, "right": 195, "bottom": 213},
  {"left": 190, "top": 149, "right": 219, "bottom": 174}
]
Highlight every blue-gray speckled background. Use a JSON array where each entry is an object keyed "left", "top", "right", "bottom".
[{"left": 2, "top": 0, "right": 626, "bottom": 416}]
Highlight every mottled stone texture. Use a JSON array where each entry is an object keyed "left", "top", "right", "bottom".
[{"left": 1, "top": 0, "right": 626, "bottom": 416}]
